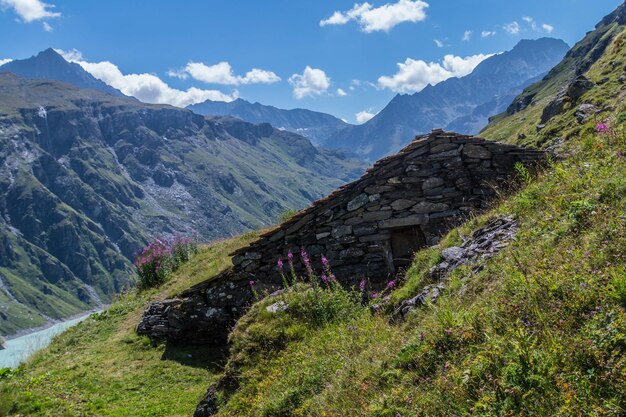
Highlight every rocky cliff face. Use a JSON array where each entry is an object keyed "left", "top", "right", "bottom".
[
  {"left": 323, "top": 38, "right": 570, "bottom": 161},
  {"left": 0, "top": 73, "right": 364, "bottom": 335}
]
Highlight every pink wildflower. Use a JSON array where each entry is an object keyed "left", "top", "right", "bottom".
[
  {"left": 300, "top": 248, "right": 310, "bottom": 265},
  {"left": 359, "top": 279, "right": 366, "bottom": 292},
  {"left": 277, "top": 258, "right": 284, "bottom": 269}
]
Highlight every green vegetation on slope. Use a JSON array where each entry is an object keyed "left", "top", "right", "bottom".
[
  {"left": 197, "top": 137, "right": 626, "bottom": 416},
  {"left": 3, "top": 6, "right": 626, "bottom": 417},
  {"left": 0, "top": 232, "right": 258, "bottom": 417}
]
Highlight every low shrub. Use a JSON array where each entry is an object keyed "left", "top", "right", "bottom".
[{"left": 134, "top": 234, "right": 198, "bottom": 288}]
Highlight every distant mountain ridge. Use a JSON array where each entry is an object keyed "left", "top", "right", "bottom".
[
  {"left": 188, "top": 98, "right": 352, "bottom": 146},
  {"left": 0, "top": 48, "right": 125, "bottom": 97},
  {"left": 323, "top": 37, "right": 570, "bottom": 161}
]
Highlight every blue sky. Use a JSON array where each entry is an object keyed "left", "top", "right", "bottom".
[{"left": 0, "top": 0, "right": 622, "bottom": 123}]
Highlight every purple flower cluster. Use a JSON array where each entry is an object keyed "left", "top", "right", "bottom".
[
  {"left": 596, "top": 122, "right": 608, "bottom": 133},
  {"left": 366, "top": 277, "right": 400, "bottom": 301},
  {"left": 321, "top": 254, "right": 337, "bottom": 283},
  {"left": 135, "top": 238, "right": 170, "bottom": 272},
  {"left": 134, "top": 234, "right": 199, "bottom": 288},
  {"left": 301, "top": 248, "right": 314, "bottom": 277}
]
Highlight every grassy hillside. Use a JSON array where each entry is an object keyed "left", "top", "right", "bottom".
[
  {"left": 3, "top": 5, "right": 626, "bottom": 417},
  {"left": 0, "top": 232, "right": 258, "bottom": 416},
  {"left": 4, "top": 123, "right": 625, "bottom": 416}
]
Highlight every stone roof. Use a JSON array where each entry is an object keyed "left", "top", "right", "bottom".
[{"left": 232, "top": 129, "right": 545, "bottom": 258}]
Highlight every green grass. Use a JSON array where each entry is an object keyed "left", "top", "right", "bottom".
[
  {"left": 0, "top": 232, "right": 258, "bottom": 417},
  {"left": 201, "top": 140, "right": 626, "bottom": 417}
]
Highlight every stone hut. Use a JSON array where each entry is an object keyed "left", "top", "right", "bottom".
[{"left": 138, "top": 130, "right": 546, "bottom": 344}]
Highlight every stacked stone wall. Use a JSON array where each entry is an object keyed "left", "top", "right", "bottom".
[{"left": 229, "top": 130, "right": 545, "bottom": 286}]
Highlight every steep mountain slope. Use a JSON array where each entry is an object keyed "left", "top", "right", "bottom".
[
  {"left": 0, "top": 74, "right": 363, "bottom": 335},
  {"left": 483, "top": 2, "right": 626, "bottom": 148},
  {"left": 0, "top": 49, "right": 125, "bottom": 97},
  {"left": 187, "top": 98, "right": 351, "bottom": 146},
  {"left": 326, "top": 38, "right": 569, "bottom": 161}
]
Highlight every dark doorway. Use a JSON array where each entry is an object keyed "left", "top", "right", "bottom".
[{"left": 390, "top": 227, "right": 426, "bottom": 269}]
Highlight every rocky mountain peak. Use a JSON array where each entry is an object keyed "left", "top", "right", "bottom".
[{"left": 0, "top": 48, "right": 125, "bottom": 97}]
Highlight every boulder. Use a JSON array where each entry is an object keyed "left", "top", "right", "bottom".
[
  {"left": 575, "top": 103, "right": 598, "bottom": 123},
  {"left": 566, "top": 76, "right": 594, "bottom": 101}
]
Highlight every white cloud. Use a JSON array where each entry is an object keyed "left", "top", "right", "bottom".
[
  {"left": 55, "top": 48, "right": 82, "bottom": 61},
  {"left": 288, "top": 66, "right": 330, "bottom": 99},
  {"left": 503, "top": 21, "right": 520, "bottom": 35},
  {"left": 336, "top": 88, "right": 348, "bottom": 96},
  {"left": 523, "top": 16, "right": 539, "bottom": 31},
  {"left": 320, "top": 0, "right": 429, "bottom": 33},
  {"left": 434, "top": 39, "right": 444, "bottom": 48},
  {"left": 0, "top": 0, "right": 60, "bottom": 22},
  {"left": 378, "top": 53, "right": 493, "bottom": 94},
  {"left": 462, "top": 30, "right": 472, "bottom": 41},
  {"left": 169, "top": 61, "right": 280, "bottom": 86},
  {"left": 481, "top": 30, "right": 496, "bottom": 38},
  {"left": 355, "top": 110, "right": 377, "bottom": 124},
  {"left": 0, "top": 58, "right": 12, "bottom": 66},
  {"left": 42, "top": 21, "right": 51, "bottom": 31},
  {"left": 55, "top": 49, "right": 237, "bottom": 107},
  {"left": 542, "top": 23, "right": 554, "bottom": 33}
]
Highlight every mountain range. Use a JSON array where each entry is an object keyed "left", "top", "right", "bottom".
[
  {"left": 188, "top": 98, "right": 351, "bottom": 146},
  {"left": 180, "top": 38, "right": 570, "bottom": 162},
  {"left": 0, "top": 64, "right": 363, "bottom": 335},
  {"left": 323, "top": 37, "right": 570, "bottom": 161}
]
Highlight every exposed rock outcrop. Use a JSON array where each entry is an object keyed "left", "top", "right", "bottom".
[
  {"left": 137, "top": 130, "right": 547, "bottom": 345},
  {"left": 576, "top": 103, "right": 599, "bottom": 123},
  {"left": 394, "top": 216, "right": 519, "bottom": 317},
  {"left": 540, "top": 76, "right": 595, "bottom": 124}
]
